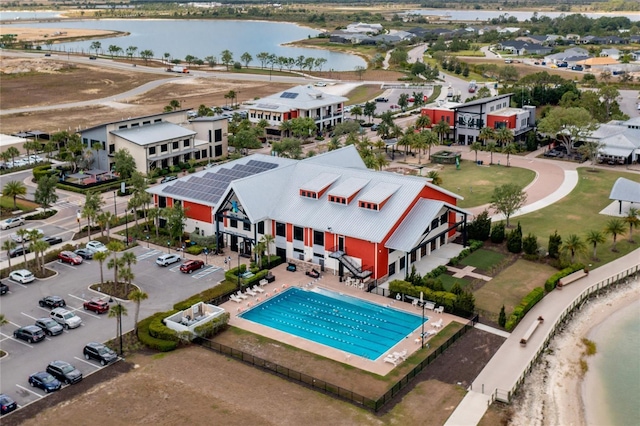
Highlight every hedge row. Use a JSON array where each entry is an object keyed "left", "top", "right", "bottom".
[
  {"left": 449, "top": 240, "right": 483, "bottom": 267},
  {"left": 56, "top": 179, "right": 127, "bottom": 195},
  {"left": 424, "top": 265, "right": 447, "bottom": 280},
  {"left": 137, "top": 313, "right": 179, "bottom": 352},
  {"left": 32, "top": 163, "right": 54, "bottom": 181},
  {"left": 149, "top": 311, "right": 180, "bottom": 341},
  {"left": 505, "top": 287, "right": 545, "bottom": 331},
  {"left": 389, "top": 279, "right": 458, "bottom": 312},
  {"left": 194, "top": 312, "right": 230, "bottom": 338},
  {"left": 545, "top": 263, "right": 586, "bottom": 292},
  {"left": 173, "top": 280, "right": 237, "bottom": 311}
]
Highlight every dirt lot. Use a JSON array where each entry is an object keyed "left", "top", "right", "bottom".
[{"left": 4, "top": 328, "right": 503, "bottom": 426}]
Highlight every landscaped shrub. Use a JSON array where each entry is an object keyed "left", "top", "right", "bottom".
[
  {"left": 548, "top": 230, "right": 562, "bottom": 259},
  {"left": 389, "top": 279, "right": 458, "bottom": 312},
  {"left": 498, "top": 305, "right": 506, "bottom": 328},
  {"left": 506, "top": 223, "right": 523, "bottom": 253},
  {"left": 522, "top": 233, "right": 539, "bottom": 256},
  {"left": 467, "top": 210, "right": 492, "bottom": 241},
  {"left": 544, "top": 263, "right": 586, "bottom": 292},
  {"left": 424, "top": 265, "right": 448, "bottom": 280},
  {"left": 137, "top": 314, "right": 179, "bottom": 352},
  {"left": 491, "top": 223, "right": 505, "bottom": 243},
  {"left": 194, "top": 312, "right": 230, "bottom": 338},
  {"left": 172, "top": 281, "right": 238, "bottom": 311},
  {"left": 149, "top": 311, "right": 180, "bottom": 341},
  {"left": 32, "top": 163, "right": 53, "bottom": 181},
  {"left": 454, "top": 291, "right": 475, "bottom": 312},
  {"left": 505, "top": 287, "right": 545, "bottom": 331},
  {"left": 185, "top": 245, "right": 203, "bottom": 255}
]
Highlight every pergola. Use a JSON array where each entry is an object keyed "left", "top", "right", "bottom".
[{"left": 609, "top": 177, "right": 640, "bottom": 214}]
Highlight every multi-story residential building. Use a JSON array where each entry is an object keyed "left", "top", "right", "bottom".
[
  {"left": 245, "top": 85, "right": 347, "bottom": 139},
  {"left": 147, "top": 146, "right": 469, "bottom": 282},
  {"left": 80, "top": 111, "right": 228, "bottom": 174},
  {"left": 420, "top": 94, "right": 536, "bottom": 145}
]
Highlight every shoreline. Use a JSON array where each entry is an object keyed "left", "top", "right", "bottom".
[{"left": 510, "top": 277, "right": 640, "bottom": 426}]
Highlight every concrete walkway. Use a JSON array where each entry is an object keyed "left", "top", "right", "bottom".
[
  {"left": 474, "top": 323, "right": 510, "bottom": 339},
  {"left": 446, "top": 265, "right": 492, "bottom": 281},
  {"left": 444, "top": 248, "right": 640, "bottom": 426}
]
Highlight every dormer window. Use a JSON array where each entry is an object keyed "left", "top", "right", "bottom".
[
  {"left": 300, "top": 190, "right": 318, "bottom": 199},
  {"left": 329, "top": 195, "right": 347, "bottom": 204},
  {"left": 358, "top": 201, "right": 379, "bottom": 211}
]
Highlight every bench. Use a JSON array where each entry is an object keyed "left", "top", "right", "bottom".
[
  {"left": 520, "top": 317, "right": 544, "bottom": 346},
  {"left": 423, "top": 301, "right": 436, "bottom": 311},
  {"left": 557, "top": 270, "right": 588, "bottom": 288}
]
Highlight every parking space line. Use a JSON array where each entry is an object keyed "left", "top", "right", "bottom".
[
  {"left": 192, "top": 266, "right": 221, "bottom": 279},
  {"left": 20, "top": 312, "right": 39, "bottom": 321},
  {"left": 57, "top": 262, "right": 77, "bottom": 270},
  {"left": 72, "top": 308, "right": 100, "bottom": 319},
  {"left": 11, "top": 281, "right": 28, "bottom": 289},
  {"left": 16, "top": 384, "right": 43, "bottom": 398},
  {"left": 74, "top": 356, "right": 101, "bottom": 369},
  {"left": 8, "top": 336, "right": 33, "bottom": 348},
  {"left": 136, "top": 249, "right": 161, "bottom": 261},
  {"left": 169, "top": 265, "right": 182, "bottom": 272},
  {"left": 67, "top": 294, "right": 87, "bottom": 302}
]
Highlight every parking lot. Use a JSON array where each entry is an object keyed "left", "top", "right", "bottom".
[{"left": 0, "top": 245, "right": 225, "bottom": 411}]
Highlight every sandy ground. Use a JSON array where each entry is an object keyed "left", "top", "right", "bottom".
[
  {"left": 509, "top": 278, "right": 640, "bottom": 426},
  {"left": 0, "top": 27, "right": 120, "bottom": 43}
]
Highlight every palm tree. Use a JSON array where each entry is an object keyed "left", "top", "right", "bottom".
[
  {"left": 427, "top": 171, "right": 443, "bottom": 186},
  {"left": 31, "top": 240, "right": 49, "bottom": 274},
  {"left": 147, "top": 207, "right": 161, "bottom": 239},
  {"left": 605, "top": 218, "right": 626, "bottom": 252},
  {"left": 486, "top": 141, "right": 497, "bottom": 165},
  {"left": 502, "top": 143, "right": 518, "bottom": 167},
  {"left": 560, "top": 234, "right": 587, "bottom": 264},
  {"left": 259, "top": 234, "right": 275, "bottom": 266},
  {"left": 585, "top": 230, "right": 606, "bottom": 260},
  {"left": 128, "top": 289, "right": 148, "bottom": 334},
  {"left": 96, "top": 210, "right": 115, "bottom": 239},
  {"left": 415, "top": 115, "right": 431, "bottom": 131},
  {"left": 2, "top": 180, "right": 27, "bottom": 209},
  {"left": 496, "top": 127, "right": 514, "bottom": 148},
  {"left": 108, "top": 303, "right": 128, "bottom": 355},
  {"left": 253, "top": 241, "right": 266, "bottom": 268},
  {"left": 412, "top": 132, "right": 428, "bottom": 164},
  {"left": 16, "top": 228, "right": 30, "bottom": 267},
  {"left": 624, "top": 207, "right": 639, "bottom": 243},
  {"left": 433, "top": 120, "right": 450, "bottom": 143},
  {"left": 478, "top": 126, "right": 496, "bottom": 147},
  {"left": 422, "top": 130, "right": 439, "bottom": 161},
  {"left": 470, "top": 141, "right": 482, "bottom": 163},
  {"left": 107, "top": 240, "right": 125, "bottom": 285},
  {"left": 2, "top": 239, "right": 17, "bottom": 272},
  {"left": 279, "top": 120, "right": 293, "bottom": 138},
  {"left": 0, "top": 313, "right": 7, "bottom": 327},
  {"left": 94, "top": 250, "right": 109, "bottom": 286},
  {"left": 121, "top": 251, "right": 137, "bottom": 294},
  {"left": 119, "top": 267, "right": 135, "bottom": 297}
]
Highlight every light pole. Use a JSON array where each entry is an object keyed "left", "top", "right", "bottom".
[
  {"left": 113, "top": 191, "right": 117, "bottom": 217},
  {"left": 421, "top": 301, "right": 425, "bottom": 349},
  {"left": 76, "top": 210, "right": 81, "bottom": 234},
  {"left": 124, "top": 210, "right": 129, "bottom": 246},
  {"left": 237, "top": 241, "right": 244, "bottom": 291},
  {"left": 116, "top": 300, "right": 123, "bottom": 356}
]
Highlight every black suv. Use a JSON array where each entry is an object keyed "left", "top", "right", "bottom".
[
  {"left": 13, "top": 325, "right": 45, "bottom": 343},
  {"left": 160, "top": 175, "right": 178, "bottom": 184},
  {"left": 0, "top": 281, "right": 8, "bottom": 295},
  {"left": 46, "top": 360, "right": 83, "bottom": 385},
  {"left": 83, "top": 342, "right": 118, "bottom": 365},
  {"left": 39, "top": 295, "right": 66, "bottom": 309}
]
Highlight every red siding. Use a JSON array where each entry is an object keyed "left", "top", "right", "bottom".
[
  {"left": 421, "top": 108, "right": 455, "bottom": 127},
  {"left": 448, "top": 211, "right": 457, "bottom": 237},
  {"left": 184, "top": 201, "right": 211, "bottom": 223},
  {"left": 167, "top": 197, "right": 173, "bottom": 207},
  {"left": 344, "top": 237, "right": 376, "bottom": 276},
  {"left": 487, "top": 114, "right": 516, "bottom": 130},
  {"left": 286, "top": 223, "right": 293, "bottom": 243},
  {"left": 419, "top": 186, "right": 457, "bottom": 205}
]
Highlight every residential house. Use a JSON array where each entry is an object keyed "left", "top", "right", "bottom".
[
  {"left": 586, "top": 117, "right": 640, "bottom": 165},
  {"left": 576, "top": 56, "right": 620, "bottom": 70},
  {"left": 344, "top": 22, "right": 383, "bottom": 34},
  {"left": 544, "top": 47, "right": 590, "bottom": 64},
  {"left": 79, "top": 111, "right": 228, "bottom": 174},
  {"left": 498, "top": 40, "right": 552, "bottom": 56},
  {"left": 147, "top": 146, "right": 469, "bottom": 282},
  {"left": 600, "top": 48, "right": 621, "bottom": 60}
]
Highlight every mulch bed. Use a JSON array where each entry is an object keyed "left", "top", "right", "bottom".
[{"left": 89, "top": 281, "right": 140, "bottom": 300}]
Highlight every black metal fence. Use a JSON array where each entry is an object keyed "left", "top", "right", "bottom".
[{"left": 194, "top": 314, "right": 478, "bottom": 412}]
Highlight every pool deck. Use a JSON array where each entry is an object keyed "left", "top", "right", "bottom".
[{"left": 223, "top": 263, "right": 464, "bottom": 376}]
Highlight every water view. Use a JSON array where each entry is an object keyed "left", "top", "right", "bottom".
[{"left": 8, "top": 19, "right": 366, "bottom": 71}]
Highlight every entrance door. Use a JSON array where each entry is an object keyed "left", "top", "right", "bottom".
[
  {"left": 230, "top": 235, "right": 238, "bottom": 252},
  {"left": 338, "top": 236, "right": 345, "bottom": 252}
]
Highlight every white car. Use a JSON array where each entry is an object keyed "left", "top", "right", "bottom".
[
  {"left": 0, "top": 217, "right": 24, "bottom": 230},
  {"left": 86, "top": 240, "right": 108, "bottom": 253},
  {"left": 9, "top": 269, "right": 35, "bottom": 284},
  {"left": 314, "top": 82, "right": 327, "bottom": 87},
  {"left": 50, "top": 307, "right": 82, "bottom": 329},
  {"left": 156, "top": 253, "right": 181, "bottom": 266},
  {"left": 10, "top": 228, "right": 43, "bottom": 243}
]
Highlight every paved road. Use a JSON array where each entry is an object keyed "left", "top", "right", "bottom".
[{"left": 0, "top": 244, "right": 225, "bottom": 410}]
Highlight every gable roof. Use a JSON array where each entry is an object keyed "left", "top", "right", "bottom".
[
  {"left": 250, "top": 85, "right": 348, "bottom": 111},
  {"left": 111, "top": 122, "right": 196, "bottom": 146},
  {"left": 609, "top": 178, "right": 640, "bottom": 204}
]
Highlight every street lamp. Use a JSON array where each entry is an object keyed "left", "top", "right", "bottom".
[
  {"left": 113, "top": 191, "right": 117, "bottom": 217},
  {"left": 237, "top": 241, "right": 244, "bottom": 291},
  {"left": 124, "top": 209, "right": 129, "bottom": 246},
  {"left": 116, "top": 300, "right": 123, "bottom": 356}
]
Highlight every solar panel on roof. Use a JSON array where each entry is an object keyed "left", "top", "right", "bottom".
[{"left": 280, "top": 92, "right": 299, "bottom": 99}]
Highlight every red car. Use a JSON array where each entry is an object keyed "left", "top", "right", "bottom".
[
  {"left": 58, "top": 251, "right": 83, "bottom": 265},
  {"left": 83, "top": 298, "right": 109, "bottom": 314},
  {"left": 179, "top": 260, "right": 205, "bottom": 274}
]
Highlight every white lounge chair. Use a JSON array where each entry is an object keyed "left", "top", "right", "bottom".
[
  {"left": 425, "top": 329, "right": 437, "bottom": 337},
  {"left": 431, "top": 319, "right": 443, "bottom": 329},
  {"left": 411, "top": 299, "right": 419, "bottom": 308},
  {"left": 252, "top": 285, "right": 264, "bottom": 293},
  {"left": 383, "top": 354, "right": 398, "bottom": 366},
  {"left": 435, "top": 306, "right": 444, "bottom": 314},
  {"left": 246, "top": 288, "right": 257, "bottom": 297},
  {"left": 236, "top": 291, "right": 248, "bottom": 300},
  {"left": 393, "top": 349, "right": 408, "bottom": 361},
  {"left": 229, "top": 295, "right": 243, "bottom": 303}
]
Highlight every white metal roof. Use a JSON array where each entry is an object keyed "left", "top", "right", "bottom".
[
  {"left": 251, "top": 85, "right": 348, "bottom": 111},
  {"left": 300, "top": 173, "right": 341, "bottom": 193},
  {"left": 111, "top": 122, "right": 196, "bottom": 146},
  {"left": 359, "top": 182, "right": 401, "bottom": 204},
  {"left": 609, "top": 177, "right": 640, "bottom": 203},
  {"left": 385, "top": 199, "right": 445, "bottom": 252},
  {"left": 328, "top": 177, "right": 370, "bottom": 198}
]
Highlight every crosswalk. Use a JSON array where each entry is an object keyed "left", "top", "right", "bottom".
[
  {"left": 136, "top": 249, "right": 220, "bottom": 280},
  {"left": 136, "top": 249, "right": 162, "bottom": 261},
  {"left": 192, "top": 266, "right": 220, "bottom": 279}
]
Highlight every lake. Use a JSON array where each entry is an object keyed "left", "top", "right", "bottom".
[{"left": 6, "top": 19, "right": 366, "bottom": 71}]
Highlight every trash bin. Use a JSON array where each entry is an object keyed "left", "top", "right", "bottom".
[{"left": 480, "top": 160, "right": 484, "bottom": 165}]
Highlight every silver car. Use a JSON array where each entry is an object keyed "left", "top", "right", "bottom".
[
  {"left": 50, "top": 308, "right": 82, "bottom": 329},
  {"left": 156, "top": 253, "right": 181, "bottom": 266}
]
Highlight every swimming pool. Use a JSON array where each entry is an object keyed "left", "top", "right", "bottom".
[{"left": 239, "top": 287, "right": 427, "bottom": 360}]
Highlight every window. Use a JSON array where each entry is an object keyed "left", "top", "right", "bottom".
[
  {"left": 149, "top": 147, "right": 156, "bottom": 155},
  {"left": 154, "top": 119, "right": 162, "bottom": 123},
  {"left": 118, "top": 125, "right": 127, "bottom": 129},
  {"left": 143, "top": 121, "right": 151, "bottom": 125},
  {"left": 399, "top": 257, "right": 405, "bottom": 271},
  {"left": 215, "top": 129, "right": 222, "bottom": 142},
  {"left": 201, "top": 149, "right": 207, "bottom": 159},
  {"left": 313, "top": 230, "right": 324, "bottom": 246},
  {"left": 215, "top": 145, "right": 222, "bottom": 157},
  {"left": 109, "top": 144, "right": 115, "bottom": 154},
  {"left": 243, "top": 221, "right": 250, "bottom": 231},
  {"left": 208, "top": 130, "right": 212, "bottom": 143},
  {"left": 183, "top": 153, "right": 190, "bottom": 162},
  {"left": 440, "top": 212, "right": 447, "bottom": 225},
  {"left": 431, "top": 218, "right": 439, "bottom": 229},
  {"left": 230, "top": 218, "right": 237, "bottom": 228},
  {"left": 131, "top": 123, "right": 139, "bottom": 127},
  {"left": 183, "top": 140, "right": 190, "bottom": 147},
  {"left": 293, "top": 226, "right": 303, "bottom": 241},
  {"left": 388, "top": 262, "right": 396, "bottom": 276},
  {"left": 158, "top": 196, "right": 167, "bottom": 208},
  {"left": 257, "top": 221, "right": 265, "bottom": 235},
  {"left": 490, "top": 106, "right": 495, "bottom": 112},
  {"left": 161, "top": 144, "right": 168, "bottom": 152},
  {"left": 275, "top": 222, "right": 286, "bottom": 237},
  {"left": 194, "top": 151, "right": 201, "bottom": 160},
  {"left": 172, "top": 141, "right": 179, "bottom": 150}
]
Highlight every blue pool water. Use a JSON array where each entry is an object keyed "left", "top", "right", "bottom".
[{"left": 239, "top": 287, "right": 427, "bottom": 360}]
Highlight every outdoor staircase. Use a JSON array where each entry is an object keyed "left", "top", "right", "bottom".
[{"left": 329, "top": 250, "right": 372, "bottom": 279}]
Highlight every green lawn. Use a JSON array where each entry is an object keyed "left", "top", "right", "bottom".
[
  {"left": 436, "top": 161, "right": 536, "bottom": 208},
  {"left": 474, "top": 259, "right": 557, "bottom": 320},
  {"left": 436, "top": 273, "right": 471, "bottom": 291},
  {"left": 511, "top": 168, "right": 640, "bottom": 268},
  {"left": 460, "top": 249, "right": 506, "bottom": 271}
]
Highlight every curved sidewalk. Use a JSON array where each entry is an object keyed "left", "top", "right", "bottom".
[{"left": 444, "top": 248, "right": 640, "bottom": 426}]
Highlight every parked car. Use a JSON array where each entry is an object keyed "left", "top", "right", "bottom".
[
  {"left": 179, "top": 259, "right": 205, "bottom": 274},
  {"left": 83, "top": 298, "right": 109, "bottom": 314},
  {"left": 43, "top": 236, "right": 63, "bottom": 246},
  {"left": 371, "top": 124, "right": 380, "bottom": 132},
  {"left": 557, "top": 62, "right": 568, "bottom": 68},
  {"left": 0, "top": 394, "right": 18, "bottom": 415},
  {"left": 314, "top": 81, "right": 327, "bottom": 87},
  {"left": 9, "top": 269, "right": 34, "bottom": 284},
  {"left": 389, "top": 104, "right": 400, "bottom": 109},
  {"left": 50, "top": 308, "right": 82, "bottom": 329},
  {"left": 375, "top": 97, "right": 389, "bottom": 102},
  {"left": 571, "top": 65, "right": 584, "bottom": 71},
  {"left": 9, "top": 246, "right": 30, "bottom": 258},
  {"left": 0, "top": 217, "right": 24, "bottom": 230},
  {"left": 58, "top": 251, "right": 83, "bottom": 265},
  {"left": 160, "top": 175, "right": 178, "bottom": 184},
  {"left": 0, "top": 281, "right": 8, "bottom": 295},
  {"left": 13, "top": 325, "right": 45, "bottom": 343},
  {"left": 83, "top": 342, "right": 118, "bottom": 365},
  {"left": 35, "top": 317, "right": 64, "bottom": 336},
  {"left": 10, "top": 228, "right": 43, "bottom": 243},
  {"left": 86, "top": 240, "right": 108, "bottom": 252},
  {"left": 46, "top": 360, "right": 83, "bottom": 385},
  {"left": 89, "top": 56, "right": 97, "bottom": 60},
  {"left": 39, "top": 295, "right": 66, "bottom": 309},
  {"left": 74, "top": 248, "right": 95, "bottom": 259},
  {"left": 28, "top": 372, "right": 62, "bottom": 393},
  {"left": 156, "top": 253, "right": 181, "bottom": 266}
]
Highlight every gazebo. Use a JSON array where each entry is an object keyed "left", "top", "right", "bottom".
[{"left": 609, "top": 177, "right": 640, "bottom": 214}]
